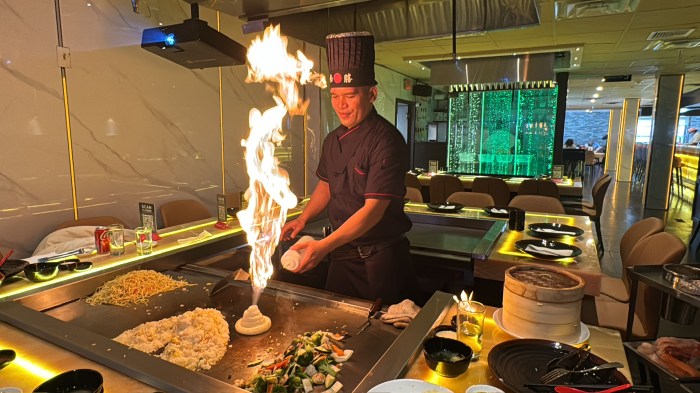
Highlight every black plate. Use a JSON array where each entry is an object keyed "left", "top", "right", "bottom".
[
  {"left": 33, "top": 369, "right": 103, "bottom": 393},
  {"left": 483, "top": 206, "right": 512, "bottom": 218},
  {"left": 528, "top": 223, "right": 584, "bottom": 238},
  {"left": 0, "top": 259, "right": 29, "bottom": 280},
  {"left": 488, "top": 339, "right": 629, "bottom": 393},
  {"left": 515, "top": 239, "right": 582, "bottom": 260},
  {"left": 427, "top": 202, "right": 464, "bottom": 213}
]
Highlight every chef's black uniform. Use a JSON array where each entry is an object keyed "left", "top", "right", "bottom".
[{"left": 317, "top": 108, "right": 419, "bottom": 305}]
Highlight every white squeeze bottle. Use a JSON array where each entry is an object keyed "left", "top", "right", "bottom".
[{"left": 281, "top": 236, "right": 315, "bottom": 271}]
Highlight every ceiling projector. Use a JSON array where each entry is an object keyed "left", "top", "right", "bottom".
[{"left": 141, "top": 18, "right": 247, "bottom": 69}]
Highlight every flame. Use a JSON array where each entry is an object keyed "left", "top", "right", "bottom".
[{"left": 237, "top": 25, "right": 326, "bottom": 295}]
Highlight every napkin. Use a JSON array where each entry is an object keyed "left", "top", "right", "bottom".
[
  {"left": 177, "top": 230, "right": 213, "bottom": 245},
  {"left": 491, "top": 208, "right": 509, "bottom": 214},
  {"left": 524, "top": 244, "right": 574, "bottom": 257},
  {"left": 380, "top": 299, "right": 421, "bottom": 329},
  {"left": 533, "top": 227, "right": 577, "bottom": 235},
  {"left": 439, "top": 205, "right": 456, "bottom": 210}
]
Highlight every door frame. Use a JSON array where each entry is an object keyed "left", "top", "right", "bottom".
[{"left": 395, "top": 98, "right": 416, "bottom": 169}]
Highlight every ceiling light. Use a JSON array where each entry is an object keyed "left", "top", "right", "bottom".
[
  {"left": 593, "top": 93, "right": 599, "bottom": 98},
  {"left": 590, "top": 99, "right": 596, "bottom": 103},
  {"left": 576, "top": 47, "right": 580, "bottom": 51},
  {"left": 408, "top": 60, "right": 412, "bottom": 64},
  {"left": 422, "top": 67, "right": 425, "bottom": 70},
  {"left": 596, "top": 86, "right": 603, "bottom": 91},
  {"left": 574, "top": 57, "right": 578, "bottom": 60},
  {"left": 601, "top": 78, "right": 605, "bottom": 82}
]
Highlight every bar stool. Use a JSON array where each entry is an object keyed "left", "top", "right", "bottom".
[{"left": 672, "top": 156, "right": 684, "bottom": 198}]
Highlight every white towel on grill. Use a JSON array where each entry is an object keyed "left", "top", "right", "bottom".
[
  {"left": 525, "top": 244, "right": 574, "bottom": 257},
  {"left": 380, "top": 299, "right": 421, "bottom": 329},
  {"left": 532, "top": 228, "right": 578, "bottom": 236}
]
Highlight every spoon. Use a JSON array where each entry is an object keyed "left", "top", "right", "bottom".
[
  {"left": 555, "top": 383, "right": 632, "bottom": 393},
  {"left": 0, "top": 349, "right": 16, "bottom": 369}
]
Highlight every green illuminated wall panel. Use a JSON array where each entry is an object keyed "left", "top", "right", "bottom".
[{"left": 447, "top": 87, "right": 558, "bottom": 177}]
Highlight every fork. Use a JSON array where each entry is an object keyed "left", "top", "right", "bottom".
[
  {"left": 540, "top": 361, "right": 624, "bottom": 384},
  {"left": 546, "top": 344, "right": 591, "bottom": 371}
]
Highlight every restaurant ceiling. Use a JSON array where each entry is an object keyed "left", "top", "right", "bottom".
[{"left": 192, "top": 0, "right": 700, "bottom": 110}]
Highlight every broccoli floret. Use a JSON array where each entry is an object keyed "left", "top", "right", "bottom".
[
  {"left": 271, "top": 385, "right": 288, "bottom": 393},
  {"left": 317, "top": 360, "right": 337, "bottom": 377},
  {"left": 310, "top": 332, "right": 324, "bottom": 346},
  {"left": 296, "top": 349, "right": 314, "bottom": 367},
  {"left": 288, "top": 376, "right": 303, "bottom": 390},
  {"left": 250, "top": 376, "right": 267, "bottom": 393}
]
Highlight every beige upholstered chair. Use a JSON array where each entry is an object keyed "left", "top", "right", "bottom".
[
  {"left": 508, "top": 195, "right": 565, "bottom": 214},
  {"left": 429, "top": 174, "right": 463, "bottom": 204},
  {"left": 472, "top": 177, "right": 511, "bottom": 206},
  {"left": 447, "top": 192, "right": 494, "bottom": 208},
  {"left": 564, "top": 174, "right": 610, "bottom": 210},
  {"left": 598, "top": 217, "right": 665, "bottom": 302},
  {"left": 56, "top": 216, "right": 127, "bottom": 230},
  {"left": 405, "top": 173, "right": 421, "bottom": 189},
  {"left": 575, "top": 175, "right": 612, "bottom": 251},
  {"left": 160, "top": 199, "right": 212, "bottom": 227},
  {"left": 596, "top": 232, "right": 686, "bottom": 339},
  {"left": 517, "top": 179, "right": 560, "bottom": 199},
  {"left": 405, "top": 187, "right": 424, "bottom": 203}
]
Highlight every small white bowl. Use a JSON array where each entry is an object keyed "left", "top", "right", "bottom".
[{"left": 465, "top": 385, "right": 505, "bottom": 393}]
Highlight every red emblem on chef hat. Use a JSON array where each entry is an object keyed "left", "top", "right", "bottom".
[{"left": 332, "top": 73, "right": 342, "bottom": 84}]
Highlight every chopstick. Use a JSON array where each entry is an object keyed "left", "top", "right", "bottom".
[{"left": 523, "top": 383, "right": 654, "bottom": 392}]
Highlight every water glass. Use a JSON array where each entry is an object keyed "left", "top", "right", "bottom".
[
  {"left": 457, "top": 300, "right": 486, "bottom": 361},
  {"left": 134, "top": 226, "right": 153, "bottom": 256},
  {"left": 108, "top": 224, "right": 125, "bottom": 256}
]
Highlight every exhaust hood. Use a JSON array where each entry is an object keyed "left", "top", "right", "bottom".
[{"left": 141, "top": 3, "right": 247, "bottom": 69}]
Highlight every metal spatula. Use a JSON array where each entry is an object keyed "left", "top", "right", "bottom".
[{"left": 355, "top": 298, "right": 383, "bottom": 336}]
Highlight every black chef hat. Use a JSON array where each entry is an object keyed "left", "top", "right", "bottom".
[{"left": 326, "top": 32, "right": 376, "bottom": 87}]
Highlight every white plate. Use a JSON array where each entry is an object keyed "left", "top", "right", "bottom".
[
  {"left": 493, "top": 308, "right": 590, "bottom": 345},
  {"left": 368, "top": 379, "right": 454, "bottom": 393}
]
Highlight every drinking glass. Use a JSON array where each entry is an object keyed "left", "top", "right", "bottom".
[
  {"left": 457, "top": 300, "right": 486, "bottom": 361},
  {"left": 134, "top": 226, "right": 153, "bottom": 256},
  {"left": 108, "top": 224, "right": 125, "bottom": 256}
]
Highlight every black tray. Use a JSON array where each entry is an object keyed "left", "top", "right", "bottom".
[
  {"left": 483, "top": 206, "right": 512, "bottom": 218},
  {"left": 426, "top": 202, "right": 464, "bottom": 213},
  {"left": 0, "top": 259, "right": 29, "bottom": 280},
  {"left": 489, "top": 339, "right": 629, "bottom": 393},
  {"left": 528, "top": 223, "right": 584, "bottom": 238},
  {"left": 515, "top": 239, "right": 582, "bottom": 260},
  {"left": 625, "top": 340, "right": 700, "bottom": 382}
]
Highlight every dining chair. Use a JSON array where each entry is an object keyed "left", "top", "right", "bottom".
[
  {"left": 598, "top": 217, "right": 665, "bottom": 303},
  {"left": 429, "top": 174, "right": 464, "bottom": 204},
  {"left": 56, "top": 216, "right": 128, "bottom": 230},
  {"left": 405, "top": 187, "right": 424, "bottom": 203},
  {"left": 584, "top": 150, "right": 597, "bottom": 181},
  {"left": 160, "top": 199, "right": 212, "bottom": 227},
  {"left": 446, "top": 192, "right": 494, "bottom": 208},
  {"left": 595, "top": 231, "right": 686, "bottom": 339},
  {"left": 508, "top": 195, "right": 565, "bottom": 214},
  {"left": 567, "top": 175, "right": 612, "bottom": 251},
  {"left": 517, "top": 179, "right": 560, "bottom": 199},
  {"left": 472, "top": 177, "right": 511, "bottom": 206},
  {"left": 563, "top": 174, "right": 610, "bottom": 210},
  {"left": 405, "top": 172, "right": 421, "bottom": 189}
]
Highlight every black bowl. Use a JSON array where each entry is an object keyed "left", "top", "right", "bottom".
[
  {"left": 423, "top": 336, "right": 473, "bottom": 378},
  {"left": 33, "top": 369, "right": 103, "bottom": 393},
  {"left": 24, "top": 263, "right": 59, "bottom": 282}
]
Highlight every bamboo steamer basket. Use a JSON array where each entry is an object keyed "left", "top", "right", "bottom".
[{"left": 502, "top": 265, "right": 585, "bottom": 342}]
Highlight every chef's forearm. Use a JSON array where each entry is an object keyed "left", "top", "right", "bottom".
[
  {"left": 297, "top": 181, "right": 331, "bottom": 224},
  {"left": 321, "top": 198, "right": 389, "bottom": 251}
]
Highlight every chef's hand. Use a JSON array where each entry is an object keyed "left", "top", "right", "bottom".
[
  {"left": 291, "top": 240, "right": 330, "bottom": 274},
  {"left": 280, "top": 218, "right": 305, "bottom": 241}
]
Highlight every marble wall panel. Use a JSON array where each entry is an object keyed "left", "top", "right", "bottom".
[
  {"left": 0, "top": 1, "right": 73, "bottom": 258},
  {"left": 60, "top": 0, "right": 222, "bottom": 230}
]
